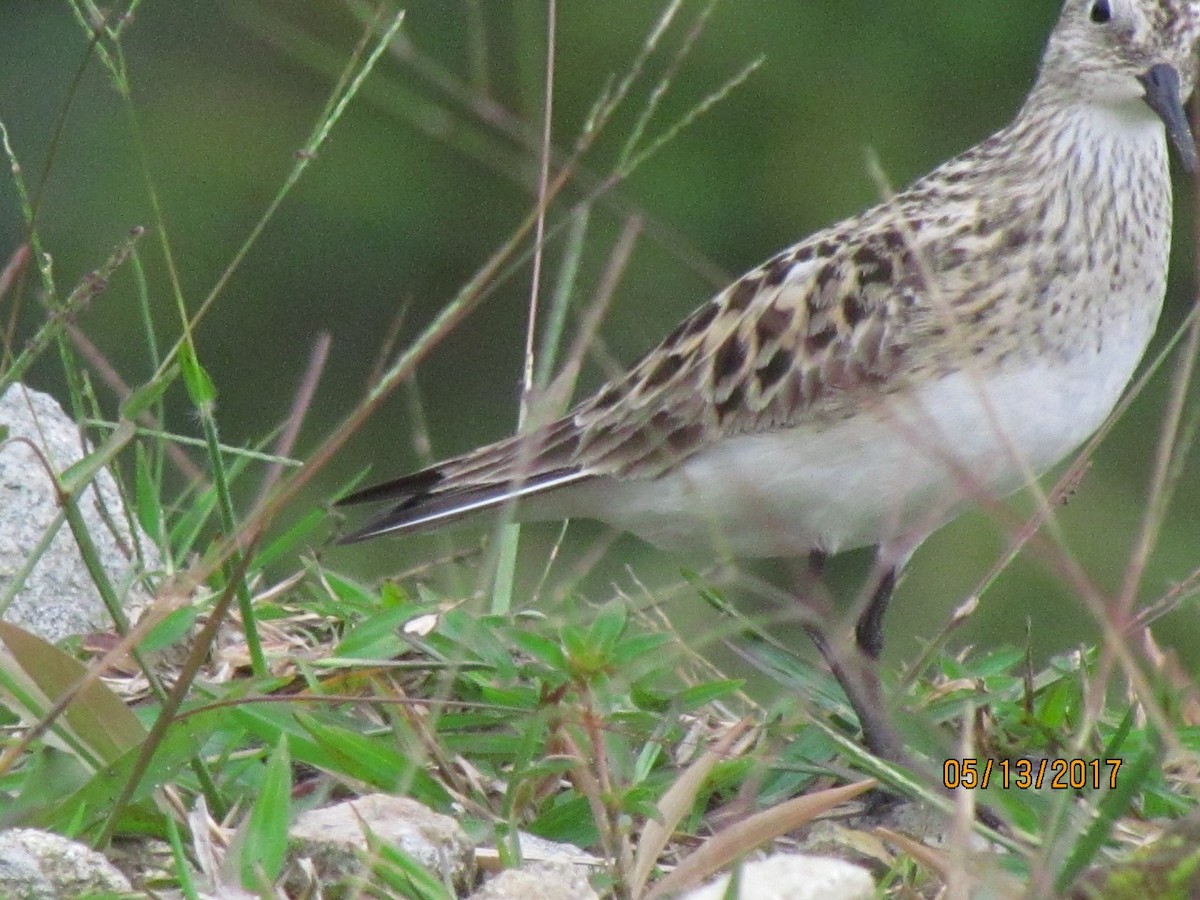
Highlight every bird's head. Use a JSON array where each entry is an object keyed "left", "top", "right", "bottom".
[{"left": 1037, "top": 0, "right": 1200, "bottom": 170}]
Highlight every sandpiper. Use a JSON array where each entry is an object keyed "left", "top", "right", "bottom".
[{"left": 338, "top": 0, "right": 1200, "bottom": 762}]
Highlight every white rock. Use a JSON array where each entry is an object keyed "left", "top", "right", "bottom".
[
  {"left": 0, "top": 385, "right": 159, "bottom": 642},
  {"left": 0, "top": 827, "right": 132, "bottom": 898},
  {"left": 681, "top": 852, "right": 875, "bottom": 900},
  {"left": 286, "top": 794, "right": 474, "bottom": 893},
  {"left": 469, "top": 861, "right": 599, "bottom": 900}
]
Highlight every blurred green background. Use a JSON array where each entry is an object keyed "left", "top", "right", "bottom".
[{"left": 2, "top": 1, "right": 1198, "bottom": 669}]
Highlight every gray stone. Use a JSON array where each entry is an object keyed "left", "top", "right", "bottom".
[
  {"left": 469, "top": 861, "right": 599, "bottom": 900},
  {"left": 514, "top": 832, "right": 601, "bottom": 866},
  {"left": 0, "top": 828, "right": 132, "bottom": 899},
  {"left": 286, "top": 794, "right": 474, "bottom": 896},
  {"left": 476, "top": 831, "right": 601, "bottom": 876},
  {"left": 0, "top": 384, "right": 158, "bottom": 642},
  {"left": 681, "top": 852, "right": 875, "bottom": 900}
]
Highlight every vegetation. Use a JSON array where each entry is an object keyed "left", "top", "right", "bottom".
[{"left": 0, "top": 2, "right": 1198, "bottom": 897}]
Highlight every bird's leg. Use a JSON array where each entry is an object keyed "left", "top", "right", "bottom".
[
  {"left": 795, "top": 551, "right": 907, "bottom": 763},
  {"left": 855, "top": 566, "right": 897, "bottom": 661},
  {"left": 804, "top": 626, "right": 906, "bottom": 763}
]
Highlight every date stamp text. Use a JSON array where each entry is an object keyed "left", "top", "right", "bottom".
[{"left": 942, "top": 758, "right": 1123, "bottom": 791}]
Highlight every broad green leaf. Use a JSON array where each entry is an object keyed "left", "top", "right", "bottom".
[{"left": 0, "top": 621, "right": 145, "bottom": 765}]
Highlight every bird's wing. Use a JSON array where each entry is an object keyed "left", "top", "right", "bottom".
[
  {"left": 337, "top": 212, "right": 944, "bottom": 542},
  {"left": 336, "top": 416, "right": 591, "bottom": 542},
  {"left": 569, "top": 218, "right": 928, "bottom": 477}
]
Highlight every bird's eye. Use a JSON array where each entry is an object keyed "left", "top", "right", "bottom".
[{"left": 1090, "top": 0, "right": 1112, "bottom": 23}]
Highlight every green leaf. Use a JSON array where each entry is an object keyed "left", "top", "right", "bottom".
[
  {"left": 559, "top": 624, "right": 589, "bottom": 661},
  {"left": 972, "top": 646, "right": 1026, "bottom": 677},
  {"left": 473, "top": 680, "right": 540, "bottom": 710},
  {"left": 611, "top": 632, "right": 672, "bottom": 666},
  {"left": 510, "top": 630, "right": 568, "bottom": 671},
  {"left": 1055, "top": 735, "right": 1163, "bottom": 892},
  {"left": 631, "top": 681, "right": 672, "bottom": 712},
  {"left": 515, "top": 756, "right": 578, "bottom": 782},
  {"left": 586, "top": 603, "right": 628, "bottom": 656},
  {"left": 58, "top": 419, "right": 136, "bottom": 496},
  {"left": 298, "top": 713, "right": 448, "bottom": 802},
  {"left": 3, "top": 747, "right": 89, "bottom": 825},
  {"left": 179, "top": 343, "right": 216, "bottom": 407},
  {"left": 674, "top": 679, "right": 744, "bottom": 711},
  {"left": 618, "top": 783, "right": 663, "bottom": 821},
  {"left": 28, "top": 718, "right": 210, "bottom": 836},
  {"left": 1036, "top": 678, "right": 1078, "bottom": 731},
  {"left": 240, "top": 736, "right": 291, "bottom": 889},
  {"left": 225, "top": 703, "right": 342, "bottom": 773},
  {"left": 436, "top": 610, "right": 517, "bottom": 675},
  {"left": 0, "top": 621, "right": 146, "bottom": 766},
  {"left": 379, "top": 580, "right": 412, "bottom": 607},
  {"left": 528, "top": 794, "right": 599, "bottom": 847},
  {"left": 119, "top": 368, "right": 177, "bottom": 420},
  {"left": 319, "top": 569, "right": 384, "bottom": 608},
  {"left": 139, "top": 606, "right": 200, "bottom": 654},
  {"left": 133, "top": 442, "right": 165, "bottom": 545},
  {"left": 365, "top": 828, "right": 455, "bottom": 900},
  {"left": 334, "top": 605, "right": 422, "bottom": 659}
]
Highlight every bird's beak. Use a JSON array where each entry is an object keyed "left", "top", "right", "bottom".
[{"left": 1139, "top": 63, "right": 1198, "bottom": 174}]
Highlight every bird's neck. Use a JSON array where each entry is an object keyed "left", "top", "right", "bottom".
[
  {"left": 1015, "top": 90, "right": 1166, "bottom": 151},
  {"left": 1002, "top": 94, "right": 1171, "bottom": 193}
]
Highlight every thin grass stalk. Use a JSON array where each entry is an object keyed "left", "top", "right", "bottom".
[
  {"left": 62, "top": 6, "right": 402, "bottom": 679},
  {"left": 0, "top": 223, "right": 143, "bottom": 396},
  {"left": 491, "top": 0, "right": 560, "bottom": 618},
  {"left": 535, "top": 206, "right": 591, "bottom": 389},
  {"left": 65, "top": 327, "right": 203, "bottom": 482},
  {"left": 1113, "top": 262, "right": 1200, "bottom": 621},
  {"left": 249, "top": 334, "right": 329, "bottom": 518},
  {"left": 0, "top": 504, "right": 64, "bottom": 620},
  {"left": 4, "top": 4, "right": 108, "bottom": 367},
  {"left": 156, "top": 9, "right": 407, "bottom": 372},
  {"left": 1104, "top": 96, "right": 1200, "bottom": 669},
  {"left": 520, "top": 0, "right": 558, "bottom": 427},
  {"left": 1068, "top": 93, "right": 1200, "bottom": 819},
  {"left": 197, "top": 407, "right": 266, "bottom": 675},
  {"left": 617, "top": 0, "right": 720, "bottom": 168},
  {"left": 93, "top": 538, "right": 261, "bottom": 847},
  {"left": 342, "top": 4, "right": 734, "bottom": 289}
]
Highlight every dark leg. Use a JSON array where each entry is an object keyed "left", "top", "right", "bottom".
[
  {"left": 855, "top": 566, "right": 897, "bottom": 661},
  {"left": 798, "top": 553, "right": 1007, "bottom": 827},
  {"left": 795, "top": 551, "right": 907, "bottom": 763},
  {"left": 803, "top": 623, "right": 907, "bottom": 763}
]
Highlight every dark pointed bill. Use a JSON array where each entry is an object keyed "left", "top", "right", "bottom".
[{"left": 1139, "top": 63, "right": 1199, "bottom": 174}]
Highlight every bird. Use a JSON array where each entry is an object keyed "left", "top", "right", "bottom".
[{"left": 337, "top": 0, "right": 1200, "bottom": 764}]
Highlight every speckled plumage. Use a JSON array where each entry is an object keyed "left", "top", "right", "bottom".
[{"left": 339, "top": 0, "right": 1200, "bottom": 562}]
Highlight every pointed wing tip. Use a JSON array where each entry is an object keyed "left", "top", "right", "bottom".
[
  {"left": 334, "top": 521, "right": 398, "bottom": 545},
  {"left": 335, "top": 468, "right": 443, "bottom": 508},
  {"left": 334, "top": 467, "right": 590, "bottom": 545}
]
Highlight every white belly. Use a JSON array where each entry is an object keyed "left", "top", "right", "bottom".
[{"left": 557, "top": 342, "right": 1148, "bottom": 558}]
